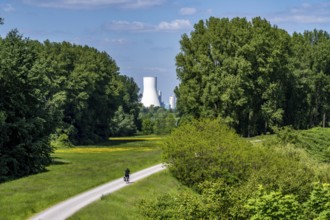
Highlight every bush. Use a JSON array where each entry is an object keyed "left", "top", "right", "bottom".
[
  {"left": 245, "top": 186, "right": 302, "bottom": 219},
  {"left": 303, "top": 183, "right": 330, "bottom": 219},
  {"left": 158, "top": 119, "right": 325, "bottom": 218},
  {"left": 162, "top": 118, "right": 253, "bottom": 187},
  {"left": 110, "top": 106, "right": 137, "bottom": 137}
]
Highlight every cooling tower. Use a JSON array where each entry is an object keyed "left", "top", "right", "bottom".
[
  {"left": 141, "top": 77, "right": 161, "bottom": 107},
  {"left": 169, "top": 96, "right": 176, "bottom": 109}
]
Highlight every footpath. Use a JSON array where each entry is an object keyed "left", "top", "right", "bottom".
[{"left": 29, "top": 164, "right": 166, "bottom": 220}]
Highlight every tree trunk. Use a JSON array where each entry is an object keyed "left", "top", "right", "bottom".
[{"left": 323, "top": 112, "right": 326, "bottom": 128}]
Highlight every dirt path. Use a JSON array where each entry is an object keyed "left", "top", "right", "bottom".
[{"left": 29, "top": 164, "right": 166, "bottom": 220}]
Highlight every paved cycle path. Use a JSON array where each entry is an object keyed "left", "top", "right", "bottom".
[{"left": 29, "top": 164, "right": 166, "bottom": 220}]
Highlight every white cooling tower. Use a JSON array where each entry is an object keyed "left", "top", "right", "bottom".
[
  {"left": 141, "top": 77, "right": 161, "bottom": 107},
  {"left": 169, "top": 96, "right": 176, "bottom": 109}
]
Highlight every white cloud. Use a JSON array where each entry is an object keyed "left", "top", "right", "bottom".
[
  {"left": 4, "top": 4, "right": 15, "bottom": 12},
  {"left": 273, "top": 15, "right": 330, "bottom": 24},
  {"left": 0, "top": 3, "right": 15, "bottom": 12},
  {"left": 103, "top": 19, "right": 191, "bottom": 32},
  {"left": 104, "top": 20, "right": 154, "bottom": 32},
  {"left": 157, "top": 19, "right": 191, "bottom": 31},
  {"left": 102, "top": 37, "right": 128, "bottom": 45},
  {"left": 179, "top": 7, "right": 197, "bottom": 15},
  {"left": 122, "top": 0, "right": 164, "bottom": 9},
  {"left": 23, "top": 0, "right": 164, "bottom": 9},
  {"left": 143, "top": 67, "right": 169, "bottom": 73},
  {"left": 272, "top": 2, "right": 330, "bottom": 24}
]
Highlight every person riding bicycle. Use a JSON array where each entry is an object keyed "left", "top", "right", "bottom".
[{"left": 124, "top": 168, "right": 130, "bottom": 182}]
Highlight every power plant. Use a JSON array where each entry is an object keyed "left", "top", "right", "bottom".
[
  {"left": 141, "top": 77, "right": 161, "bottom": 107},
  {"left": 169, "top": 96, "right": 176, "bottom": 110}
]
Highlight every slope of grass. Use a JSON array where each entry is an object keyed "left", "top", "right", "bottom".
[
  {"left": 250, "top": 127, "right": 330, "bottom": 163},
  {"left": 69, "top": 170, "right": 187, "bottom": 220},
  {"left": 280, "top": 127, "right": 330, "bottom": 162},
  {"left": 0, "top": 137, "right": 162, "bottom": 220}
]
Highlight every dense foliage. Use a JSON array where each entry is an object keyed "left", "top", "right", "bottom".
[
  {"left": 38, "top": 41, "right": 140, "bottom": 145},
  {"left": 0, "top": 28, "right": 141, "bottom": 181},
  {"left": 140, "top": 119, "right": 330, "bottom": 219},
  {"left": 140, "top": 183, "right": 330, "bottom": 220},
  {"left": 0, "top": 31, "right": 57, "bottom": 182},
  {"left": 139, "top": 106, "right": 177, "bottom": 135},
  {"left": 175, "top": 17, "right": 330, "bottom": 136}
]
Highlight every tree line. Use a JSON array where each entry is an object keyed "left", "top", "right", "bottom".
[
  {"left": 175, "top": 17, "right": 330, "bottom": 136},
  {"left": 139, "top": 106, "right": 177, "bottom": 135},
  {"left": 0, "top": 29, "right": 140, "bottom": 182}
]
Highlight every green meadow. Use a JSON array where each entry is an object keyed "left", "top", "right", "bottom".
[
  {"left": 0, "top": 137, "right": 162, "bottom": 220},
  {"left": 1, "top": 129, "right": 329, "bottom": 220},
  {"left": 68, "top": 170, "right": 187, "bottom": 220}
]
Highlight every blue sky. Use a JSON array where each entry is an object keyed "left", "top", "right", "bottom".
[{"left": 1, "top": 0, "right": 330, "bottom": 105}]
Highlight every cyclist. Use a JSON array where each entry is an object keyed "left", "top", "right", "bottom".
[{"left": 124, "top": 168, "right": 130, "bottom": 183}]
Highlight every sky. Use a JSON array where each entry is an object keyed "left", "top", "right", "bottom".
[{"left": 1, "top": 0, "right": 330, "bottom": 106}]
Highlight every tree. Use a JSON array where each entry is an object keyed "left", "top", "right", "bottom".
[
  {"left": 110, "top": 106, "right": 137, "bottom": 136},
  {"left": 289, "top": 30, "right": 330, "bottom": 129},
  {"left": 0, "top": 30, "right": 57, "bottom": 182},
  {"left": 139, "top": 106, "right": 176, "bottom": 135},
  {"left": 112, "top": 75, "right": 141, "bottom": 135},
  {"left": 175, "top": 17, "right": 292, "bottom": 136},
  {"left": 141, "top": 118, "right": 154, "bottom": 135},
  {"left": 37, "top": 41, "right": 133, "bottom": 144},
  {"left": 153, "top": 108, "right": 176, "bottom": 135}
]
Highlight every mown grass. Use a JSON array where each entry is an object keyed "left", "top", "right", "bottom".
[
  {"left": 69, "top": 170, "right": 187, "bottom": 220},
  {"left": 0, "top": 137, "right": 162, "bottom": 220}
]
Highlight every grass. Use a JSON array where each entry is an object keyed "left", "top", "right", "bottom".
[
  {"left": 247, "top": 133, "right": 276, "bottom": 145},
  {"left": 0, "top": 137, "right": 162, "bottom": 220},
  {"left": 68, "top": 170, "right": 187, "bottom": 220}
]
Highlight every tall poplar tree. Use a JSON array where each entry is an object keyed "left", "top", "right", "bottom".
[
  {"left": 290, "top": 30, "right": 330, "bottom": 128},
  {"left": 175, "top": 17, "right": 291, "bottom": 136}
]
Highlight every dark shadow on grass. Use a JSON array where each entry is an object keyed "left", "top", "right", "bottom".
[{"left": 51, "top": 157, "right": 71, "bottom": 165}]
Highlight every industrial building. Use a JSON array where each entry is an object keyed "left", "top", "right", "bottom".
[{"left": 141, "top": 77, "right": 161, "bottom": 107}]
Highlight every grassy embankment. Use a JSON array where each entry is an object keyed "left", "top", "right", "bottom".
[
  {"left": 0, "top": 136, "right": 163, "bottom": 220},
  {"left": 69, "top": 127, "right": 330, "bottom": 219}
]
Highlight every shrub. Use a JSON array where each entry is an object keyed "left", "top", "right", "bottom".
[
  {"left": 245, "top": 186, "right": 302, "bottom": 219},
  {"left": 162, "top": 118, "right": 254, "bottom": 187},
  {"left": 303, "top": 183, "right": 330, "bottom": 219}
]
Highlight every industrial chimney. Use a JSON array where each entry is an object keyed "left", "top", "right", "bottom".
[{"left": 141, "top": 77, "right": 161, "bottom": 107}]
